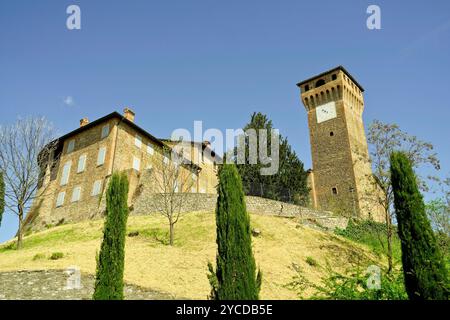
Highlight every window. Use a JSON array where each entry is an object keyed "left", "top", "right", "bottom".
[
  {"left": 101, "top": 124, "right": 110, "bottom": 139},
  {"left": 304, "top": 85, "right": 309, "bottom": 92},
  {"left": 92, "top": 180, "right": 102, "bottom": 196},
  {"left": 60, "top": 161, "right": 72, "bottom": 186},
  {"left": 332, "top": 187, "right": 338, "bottom": 195},
  {"left": 147, "top": 144, "right": 154, "bottom": 155},
  {"left": 67, "top": 140, "right": 75, "bottom": 153},
  {"left": 97, "top": 147, "right": 106, "bottom": 166},
  {"left": 330, "top": 131, "right": 334, "bottom": 137},
  {"left": 56, "top": 191, "right": 65, "bottom": 207},
  {"left": 77, "top": 155, "right": 87, "bottom": 173},
  {"left": 315, "top": 79, "right": 326, "bottom": 88},
  {"left": 71, "top": 186, "right": 81, "bottom": 202},
  {"left": 135, "top": 135, "right": 142, "bottom": 148},
  {"left": 133, "top": 156, "right": 141, "bottom": 171},
  {"left": 332, "top": 74, "right": 337, "bottom": 80}
]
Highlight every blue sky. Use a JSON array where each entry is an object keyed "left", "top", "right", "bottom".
[{"left": 1, "top": 0, "right": 449, "bottom": 242}]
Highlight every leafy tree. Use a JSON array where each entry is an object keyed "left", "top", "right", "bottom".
[
  {"left": 0, "top": 171, "right": 4, "bottom": 227},
  {"left": 390, "top": 151, "right": 448, "bottom": 300},
  {"left": 93, "top": 172, "right": 129, "bottom": 300},
  {"left": 426, "top": 198, "right": 450, "bottom": 260},
  {"left": 208, "top": 164, "right": 262, "bottom": 300},
  {"left": 235, "top": 112, "right": 309, "bottom": 205},
  {"left": 360, "top": 120, "right": 440, "bottom": 273}
]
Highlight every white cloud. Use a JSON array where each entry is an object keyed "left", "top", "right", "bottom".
[{"left": 63, "top": 96, "right": 75, "bottom": 107}]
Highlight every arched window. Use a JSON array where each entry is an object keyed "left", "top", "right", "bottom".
[
  {"left": 315, "top": 79, "right": 326, "bottom": 88},
  {"left": 331, "top": 74, "right": 337, "bottom": 80}
]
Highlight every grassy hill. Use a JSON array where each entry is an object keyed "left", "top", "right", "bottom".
[{"left": 0, "top": 212, "right": 382, "bottom": 299}]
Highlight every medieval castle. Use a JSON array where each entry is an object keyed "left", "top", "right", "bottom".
[{"left": 27, "top": 66, "right": 384, "bottom": 229}]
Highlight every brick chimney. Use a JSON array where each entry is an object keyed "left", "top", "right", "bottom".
[
  {"left": 80, "top": 118, "right": 89, "bottom": 127},
  {"left": 123, "top": 108, "right": 135, "bottom": 122}
]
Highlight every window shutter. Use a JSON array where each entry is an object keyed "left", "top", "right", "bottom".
[
  {"left": 56, "top": 192, "right": 66, "bottom": 207},
  {"left": 97, "top": 147, "right": 106, "bottom": 166},
  {"left": 135, "top": 135, "right": 142, "bottom": 148},
  {"left": 77, "top": 155, "right": 86, "bottom": 173},
  {"left": 60, "top": 161, "right": 72, "bottom": 186},
  {"left": 101, "top": 125, "right": 110, "bottom": 139}
]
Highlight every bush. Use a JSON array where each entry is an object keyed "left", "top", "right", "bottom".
[
  {"left": 335, "top": 219, "right": 401, "bottom": 261},
  {"left": 306, "top": 257, "right": 319, "bottom": 267},
  {"left": 32, "top": 253, "right": 46, "bottom": 261},
  {"left": 49, "top": 252, "right": 64, "bottom": 260},
  {"left": 288, "top": 264, "right": 408, "bottom": 300}
]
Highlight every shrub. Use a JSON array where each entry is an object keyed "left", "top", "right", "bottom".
[
  {"left": 288, "top": 264, "right": 408, "bottom": 300},
  {"left": 32, "top": 253, "right": 46, "bottom": 261},
  {"left": 335, "top": 219, "right": 401, "bottom": 261},
  {"left": 49, "top": 252, "right": 64, "bottom": 260},
  {"left": 306, "top": 256, "right": 319, "bottom": 267}
]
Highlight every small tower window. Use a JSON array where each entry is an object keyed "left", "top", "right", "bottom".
[
  {"left": 330, "top": 131, "right": 334, "bottom": 136},
  {"left": 315, "top": 79, "right": 326, "bottom": 88},
  {"left": 305, "top": 85, "right": 309, "bottom": 92},
  {"left": 332, "top": 74, "right": 337, "bottom": 80},
  {"left": 332, "top": 187, "right": 338, "bottom": 195}
]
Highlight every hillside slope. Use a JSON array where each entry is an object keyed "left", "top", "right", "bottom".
[{"left": 0, "top": 212, "right": 381, "bottom": 299}]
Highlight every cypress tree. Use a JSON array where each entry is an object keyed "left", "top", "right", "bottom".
[
  {"left": 93, "top": 172, "right": 129, "bottom": 300},
  {"left": 208, "top": 164, "right": 262, "bottom": 300},
  {"left": 0, "top": 171, "right": 4, "bottom": 227},
  {"left": 390, "top": 152, "right": 449, "bottom": 300}
]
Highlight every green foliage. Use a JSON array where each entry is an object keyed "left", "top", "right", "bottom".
[
  {"left": 208, "top": 164, "right": 262, "bottom": 300},
  {"left": 49, "top": 252, "right": 64, "bottom": 260},
  {"left": 335, "top": 219, "right": 401, "bottom": 262},
  {"left": 235, "top": 112, "right": 309, "bottom": 205},
  {"left": 390, "top": 152, "right": 449, "bottom": 300},
  {"left": 426, "top": 199, "right": 450, "bottom": 263},
  {"left": 306, "top": 256, "right": 319, "bottom": 267},
  {"left": 32, "top": 253, "right": 46, "bottom": 261},
  {"left": 288, "top": 265, "right": 408, "bottom": 300},
  {"left": 93, "top": 172, "right": 129, "bottom": 300},
  {"left": 0, "top": 171, "right": 4, "bottom": 227}
]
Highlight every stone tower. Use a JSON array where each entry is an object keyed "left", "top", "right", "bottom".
[{"left": 297, "top": 66, "right": 383, "bottom": 220}]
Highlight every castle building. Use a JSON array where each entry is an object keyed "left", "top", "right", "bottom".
[
  {"left": 27, "top": 108, "right": 218, "bottom": 229},
  {"left": 297, "top": 66, "right": 385, "bottom": 221}
]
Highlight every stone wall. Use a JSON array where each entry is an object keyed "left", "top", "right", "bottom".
[{"left": 132, "top": 192, "right": 348, "bottom": 231}]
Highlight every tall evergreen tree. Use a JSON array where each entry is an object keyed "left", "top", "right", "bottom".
[
  {"left": 0, "top": 171, "right": 4, "bottom": 227},
  {"left": 93, "top": 172, "right": 129, "bottom": 300},
  {"left": 235, "top": 112, "right": 309, "bottom": 205},
  {"left": 390, "top": 152, "right": 449, "bottom": 300},
  {"left": 208, "top": 164, "right": 262, "bottom": 300}
]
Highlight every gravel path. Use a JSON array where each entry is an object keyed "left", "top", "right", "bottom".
[{"left": 0, "top": 270, "right": 175, "bottom": 300}]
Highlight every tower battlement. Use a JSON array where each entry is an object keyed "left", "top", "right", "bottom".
[{"left": 298, "top": 66, "right": 384, "bottom": 221}]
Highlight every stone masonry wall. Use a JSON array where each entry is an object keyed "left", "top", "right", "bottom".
[{"left": 132, "top": 192, "right": 348, "bottom": 231}]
